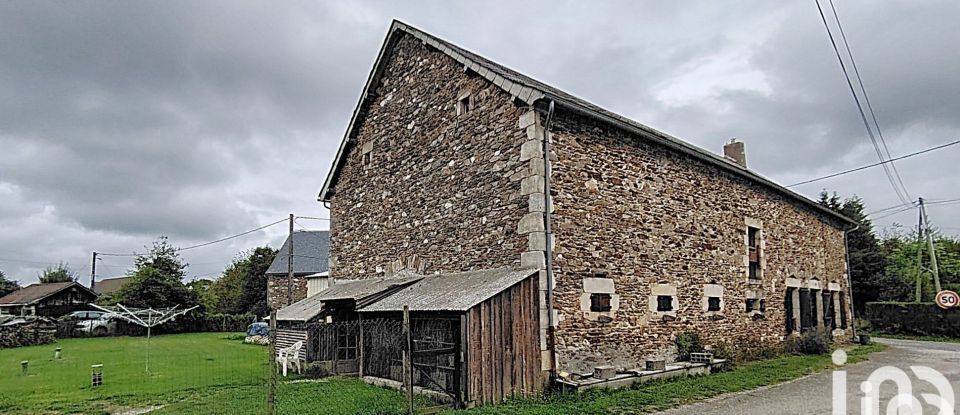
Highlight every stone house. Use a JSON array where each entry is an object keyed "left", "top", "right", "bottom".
[
  {"left": 317, "top": 20, "right": 857, "bottom": 391},
  {"left": 266, "top": 230, "right": 330, "bottom": 310}
]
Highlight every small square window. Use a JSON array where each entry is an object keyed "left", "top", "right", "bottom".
[
  {"left": 590, "top": 293, "right": 612, "bottom": 312},
  {"left": 457, "top": 95, "right": 471, "bottom": 115},
  {"left": 707, "top": 297, "right": 721, "bottom": 311},
  {"left": 362, "top": 152, "right": 372, "bottom": 165},
  {"left": 746, "top": 298, "right": 764, "bottom": 313},
  {"left": 656, "top": 295, "right": 674, "bottom": 312}
]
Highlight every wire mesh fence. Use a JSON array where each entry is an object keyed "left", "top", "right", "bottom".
[{"left": 1, "top": 330, "right": 269, "bottom": 414}]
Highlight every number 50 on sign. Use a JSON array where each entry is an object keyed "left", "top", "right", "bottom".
[{"left": 935, "top": 290, "right": 960, "bottom": 309}]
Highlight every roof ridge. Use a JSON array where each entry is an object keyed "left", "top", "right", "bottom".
[{"left": 318, "top": 21, "right": 855, "bottom": 226}]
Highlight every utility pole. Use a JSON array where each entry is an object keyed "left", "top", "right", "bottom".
[
  {"left": 915, "top": 198, "right": 924, "bottom": 303},
  {"left": 287, "top": 213, "right": 294, "bottom": 307},
  {"left": 920, "top": 198, "right": 942, "bottom": 293},
  {"left": 90, "top": 252, "right": 97, "bottom": 291}
]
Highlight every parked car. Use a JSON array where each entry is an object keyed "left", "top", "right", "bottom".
[{"left": 61, "top": 310, "right": 116, "bottom": 335}]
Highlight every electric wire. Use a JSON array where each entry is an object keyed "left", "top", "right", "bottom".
[
  {"left": 814, "top": 0, "right": 912, "bottom": 204},
  {"left": 787, "top": 139, "right": 960, "bottom": 187}
]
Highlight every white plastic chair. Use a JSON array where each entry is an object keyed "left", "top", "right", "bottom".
[{"left": 276, "top": 340, "right": 303, "bottom": 377}]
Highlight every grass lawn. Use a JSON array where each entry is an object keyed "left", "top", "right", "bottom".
[
  {"left": 0, "top": 332, "right": 419, "bottom": 415},
  {"left": 867, "top": 332, "right": 960, "bottom": 343},
  {"left": 0, "top": 333, "right": 886, "bottom": 415},
  {"left": 446, "top": 343, "right": 887, "bottom": 415}
]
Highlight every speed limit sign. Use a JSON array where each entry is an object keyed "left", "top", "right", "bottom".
[{"left": 935, "top": 290, "right": 960, "bottom": 310}]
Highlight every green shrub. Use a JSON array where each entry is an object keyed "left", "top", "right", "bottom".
[
  {"left": 785, "top": 331, "right": 831, "bottom": 355},
  {"left": 674, "top": 331, "right": 704, "bottom": 361},
  {"left": 864, "top": 302, "right": 960, "bottom": 338}
]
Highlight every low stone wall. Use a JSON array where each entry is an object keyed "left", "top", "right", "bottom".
[{"left": 864, "top": 302, "right": 960, "bottom": 337}]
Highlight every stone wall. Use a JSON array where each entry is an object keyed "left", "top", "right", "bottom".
[
  {"left": 548, "top": 110, "right": 853, "bottom": 372},
  {"left": 267, "top": 275, "right": 307, "bottom": 310},
  {"left": 327, "top": 33, "right": 531, "bottom": 278}
]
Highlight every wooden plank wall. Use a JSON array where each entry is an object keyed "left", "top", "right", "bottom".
[
  {"left": 276, "top": 328, "right": 308, "bottom": 360},
  {"left": 465, "top": 276, "right": 541, "bottom": 405}
]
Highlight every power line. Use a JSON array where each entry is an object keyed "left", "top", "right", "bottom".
[
  {"left": 98, "top": 217, "right": 288, "bottom": 257},
  {"left": 787, "top": 139, "right": 960, "bottom": 187},
  {"left": 296, "top": 216, "right": 330, "bottom": 221},
  {"left": 826, "top": 0, "right": 911, "bottom": 201},
  {"left": 814, "top": 0, "right": 911, "bottom": 205}
]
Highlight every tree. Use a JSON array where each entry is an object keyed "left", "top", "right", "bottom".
[
  {"left": 0, "top": 269, "right": 19, "bottom": 297},
  {"left": 115, "top": 237, "right": 198, "bottom": 309},
  {"left": 881, "top": 228, "right": 960, "bottom": 302},
  {"left": 818, "top": 191, "right": 889, "bottom": 314},
  {"left": 38, "top": 262, "right": 77, "bottom": 283},
  {"left": 207, "top": 246, "right": 277, "bottom": 317}
]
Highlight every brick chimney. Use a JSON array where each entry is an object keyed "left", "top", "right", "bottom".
[{"left": 723, "top": 138, "right": 747, "bottom": 168}]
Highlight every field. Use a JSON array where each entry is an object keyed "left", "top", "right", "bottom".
[
  {"left": 0, "top": 333, "right": 885, "bottom": 414},
  {"left": 0, "top": 332, "right": 412, "bottom": 415}
]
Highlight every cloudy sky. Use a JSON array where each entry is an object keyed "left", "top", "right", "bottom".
[{"left": 1, "top": 1, "right": 958, "bottom": 285}]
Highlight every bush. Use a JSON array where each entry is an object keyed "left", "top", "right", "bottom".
[
  {"left": 674, "top": 331, "right": 704, "bottom": 361},
  {"left": 785, "top": 331, "right": 831, "bottom": 355},
  {"left": 864, "top": 302, "right": 960, "bottom": 338}
]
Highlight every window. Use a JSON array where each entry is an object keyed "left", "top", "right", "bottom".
[
  {"left": 747, "top": 226, "right": 761, "bottom": 280},
  {"left": 785, "top": 288, "right": 796, "bottom": 334},
  {"left": 457, "top": 94, "right": 471, "bottom": 115},
  {"left": 839, "top": 292, "right": 848, "bottom": 329},
  {"left": 362, "top": 152, "right": 372, "bottom": 166},
  {"left": 746, "top": 298, "right": 764, "bottom": 313},
  {"left": 657, "top": 295, "right": 674, "bottom": 312},
  {"left": 707, "top": 297, "right": 721, "bottom": 311},
  {"left": 590, "top": 293, "right": 612, "bottom": 312}
]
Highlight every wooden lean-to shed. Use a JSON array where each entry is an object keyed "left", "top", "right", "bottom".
[{"left": 359, "top": 268, "right": 542, "bottom": 406}]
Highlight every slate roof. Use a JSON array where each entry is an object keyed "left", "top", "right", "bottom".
[
  {"left": 359, "top": 268, "right": 538, "bottom": 313},
  {"left": 266, "top": 230, "right": 330, "bottom": 275},
  {"left": 93, "top": 276, "right": 131, "bottom": 296},
  {"left": 0, "top": 282, "right": 97, "bottom": 306},
  {"left": 318, "top": 20, "right": 855, "bottom": 226}
]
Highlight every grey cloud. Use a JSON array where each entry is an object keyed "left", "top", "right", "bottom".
[{"left": 0, "top": 0, "right": 957, "bottom": 283}]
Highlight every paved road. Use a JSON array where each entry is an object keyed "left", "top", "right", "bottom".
[{"left": 656, "top": 338, "right": 960, "bottom": 415}]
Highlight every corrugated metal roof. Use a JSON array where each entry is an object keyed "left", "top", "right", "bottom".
[
  {"left": 0, "top": 282, "right": 96, "bottom": 305},
  {"left": 359, "top": 268, "right": 538, "bottom": 312},
  {"left": 275, "top": 272, "right": 422, "bottom": 321},
  {"left": 275, "top": 293, "right": 324, "bottom": 322},
  {"left": 314, "top": 272, "right": 422, "bottom": 303},
  {"left": 266, "top": 230, "right": 330, "bottom": 275}
]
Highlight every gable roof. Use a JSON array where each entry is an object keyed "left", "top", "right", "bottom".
[
  {"left": 318, "top": 20, "right": 854, "bottom": 227},
  {"left": 359, "top": 268, "right": 538, "bottom": 313},
  {"left": 94, "top": 276, "right": 131, "bottom": 296},
  {"left": 0, "top": 282, "right": 97, "bottom": 306},
  {"left": 266, "top": 230, "right": 330, "bottom": 275}
]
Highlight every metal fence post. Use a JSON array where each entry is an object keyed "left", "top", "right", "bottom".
[
  {"left": 403, "top": 305, "right": 414, "bottom": 415},
  {"left": 268, "top": 310, "right": 277, "bottom": 415}
]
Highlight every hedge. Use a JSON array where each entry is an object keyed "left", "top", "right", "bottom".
[
  {"left": 57, "top": 313, "right": 258, "bottom": 339},
  {"left": 864, "top": 302, "right": 960, "bottom": 337}
]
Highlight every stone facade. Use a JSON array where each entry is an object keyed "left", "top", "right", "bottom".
[
  {"left": 548, "top": 111, "right": 852, "bottom": 372},
  {"left": 267, "top": 275, "right": 307, "bottom": 310},
  {"left": 322, "top": 25, "right": 854, "bottom": 376},
  {"left": 328, "top": 34, "right": 530, "bottom": 278}
]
